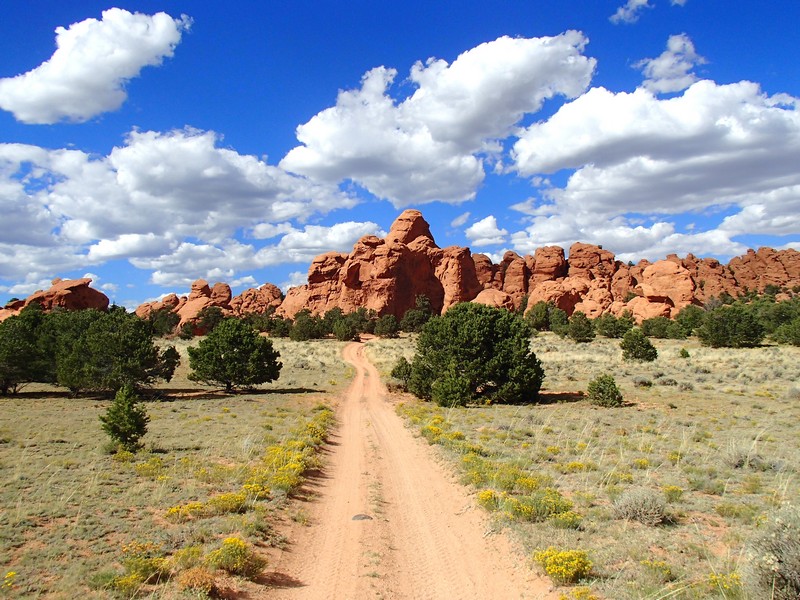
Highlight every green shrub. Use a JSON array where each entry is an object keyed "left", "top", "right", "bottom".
[
  {"left": 99, "top": 384, "right": 149, "bottom": 452},
  {"left": 743, "top": 504, "right": 800, "bottom": 600},
  {"left": 567, "top": 312, "right": 595, "bottom": 343},
  {"left": 332, "top": 319, "right": 358, "bottom": 341},
  {"left": 773, "top": 317, "right": 800, "bottom": 346},
  {"left": 593, "top": 312, "right": 634, "bottom": 338},
  {"left": 289, "top": 311, "right": 323, "bottom": 341},
  {"left": 675, "top": 304, "right": 706, "bottom": 336},
  {"left": 56, "top": 308, "right": 179, "bottom": 393},
  {"left": 147, "top": 307, "right": 180, "bottom": 337},
  {"left": 400, "top": 295, "right": 433, "bottom": 332},
  {"left": 640, "top": 316, "right": 686, "bottom": 339},
  {"left": 390, "top": 357, "right": 412, "bottom": 389},
  {"left": 620, "top": 328, "right": 658, "bottom": 362},
  {"left": 698, "top": 304, "right": 765, "bottom": 348},
  {"left": 373, "top": 314, "right": 399, "bottom": 338},
  {"left": 188, "top": 318, "right": 281, "bottom": 391},
  {"left": 408, "top": 303, "right": 544, "bottom": 406},
  {"left": 587, "top": 374, "right": 623, "bottom": 407}
]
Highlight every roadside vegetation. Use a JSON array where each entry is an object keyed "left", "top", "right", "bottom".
[
  {"left": 374, "top": 325, "right": 800, "bottom": 599},
  {"left": 0, "top": 338, "right": 346, "bottom": 598},
  {"left": 2, "top": 288, "right": 799, "bottom": 598}
]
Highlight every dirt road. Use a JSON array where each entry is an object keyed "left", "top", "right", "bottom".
[{"left": 267, "top": 341, "right": 556, "bottom": 599}]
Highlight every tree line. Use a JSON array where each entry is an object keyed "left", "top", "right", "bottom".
[{"left": 524, "top": 291, "right": 800, "bottom": 349}]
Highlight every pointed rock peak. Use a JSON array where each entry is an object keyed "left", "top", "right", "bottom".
[{"left": 385, "top": 209, "right": 435, "bottom": 247}]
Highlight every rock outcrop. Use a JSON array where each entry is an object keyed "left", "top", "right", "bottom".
[
  {"left": 128, "top": 210, "right": 800, "bottom": 326},
  {"left": 0, "top": 278, "right": 109, "bottom": 322},
  {"left": 135, "top": 280, "right": 284, "bottom": 329},
  {"left": 272, "top": 210, "right": 800, "bottom": 322}
]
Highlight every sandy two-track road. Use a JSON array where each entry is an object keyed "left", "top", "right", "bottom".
[{"left": 267, "top": 341, "right": 556, "bottom": 600}]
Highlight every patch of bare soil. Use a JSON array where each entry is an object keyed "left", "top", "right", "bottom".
[{"left": 266, "top": 342, "right": 556, "bottom": 599}]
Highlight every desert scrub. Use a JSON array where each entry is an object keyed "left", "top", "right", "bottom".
[
  {"left": 386, "top": 334, "right": 800, "bottom": 600},
  {"left": 548, "top": 510, "right": 583, "bottom": 530},
  {"left": 613, "top": 487, "right": 667, "bottom": 526},
  {"left": 120, "top": 541, "right": 169, "bottom": 583},
  {"left": 743, "top": 503, "right": 800, "bottom": 599},
  {"left": 177, "top": 566, "right": 217, "bottom": 595},
  {"left": 206, "top": 537, "right": 266, "bottom": 579},
  {"left": 662, "top": 485, "right": 684, "bottom": 503},
  {"left": 640, "top": 559, "right": 676, "bottom": 583},
  {"left": 705, "top": 572, "right": 743, "bottom": 596},
  {"left": 586, "top": 374, "right": 623, "bottom": 407},
  {"left": 534, "top": 547, "right": 593, "bottom": 585}
]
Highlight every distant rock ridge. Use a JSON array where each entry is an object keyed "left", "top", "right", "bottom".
[
  {"left": 275, "top": 210, "right": 800, "bottom": 322},
  {"left": 0, "top": 278, "right": 110, "bottom": 322},
  {"left": 5, "top": 211, "right": 797, "bottom": 326}
]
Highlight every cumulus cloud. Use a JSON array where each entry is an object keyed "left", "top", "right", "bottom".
[
  {"left": 0, "top": 128, "right": 356, "bottom": 285},
  {"left": 127, "top": 221, "right": 383, "bottom": 288},
  {"left": 0, "top": 8, "right": 190, "bottom": 124},
  {"left": 636, "top": 34, "right": 706, "bottom": 94},
  {"left": 281, "top": 33, "right": 595, "bottom": 206},
  {"left": 510, "top": 79, "right": 800, "bottom": 260},
  {"left": 465, "top": 216, "right": 509, "bottom": 246},
  {"left": 280, "top": 271, "right": 308, "bottom": 292},
  {"left": 610, "top": 0, "right": 653, "bottom": 24}
]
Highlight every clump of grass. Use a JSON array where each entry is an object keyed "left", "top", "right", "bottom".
[
  {"left": 640, "top": 558, "right": 676, "bottom": 583},
  {"left": 613, "top": 487, "right": 667, "bottom": 526}
]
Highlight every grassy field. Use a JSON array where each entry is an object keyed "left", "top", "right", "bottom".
[
  {"left": 0, "top": 338, "right": 349, "bottom": 599},
  {"left": 368, "top": 333, "right": 800, "bottom": 599},
  {"left": 2, "top": 331, "right": 797, "bottom": 599}
]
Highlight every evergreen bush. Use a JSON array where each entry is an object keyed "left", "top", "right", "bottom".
[{"left": 587, "top": 374, "right": 623, "bottom": 407}]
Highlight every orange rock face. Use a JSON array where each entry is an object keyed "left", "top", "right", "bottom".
[
  {"left": 126, "top": 211, "right": 800, "bottom": 326},
  {"left": 0, "top": 278, "right": 109, "bottom": 322}
]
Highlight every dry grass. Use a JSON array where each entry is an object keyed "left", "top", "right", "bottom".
[
  {"left": 0, "top": 337, "right": 348, "bottom": 599},
  {"left": 377, "top": 333, "right": 800, "bottom": 599}
]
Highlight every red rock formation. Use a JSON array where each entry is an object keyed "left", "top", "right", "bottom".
[
  {"left": 229, "top": 283, "right": 283, "bottom": 316},
  {"left": 123, "top": 211, "right": 800, "bottom": 326},
  {"left": 635, "top": 260, "right": 696, "bottom": 316},
  {"left": 728, "top": 247, "right": 800, "bottom": 292},
  {"left": 0, "top": 278, "right": 109, "bottom": 322},
  {"left": 472, "top": 288, "right": 516, "bottom": 311}
]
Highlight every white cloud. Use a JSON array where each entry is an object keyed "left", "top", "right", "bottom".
[
  {"left": 281, "top": 33, "right": 595, "bottom": 206},
  {"left": 465, "top": 215, "right": 509, "bottom": 246},
  {"left": 510, "top": 78, "right": 800, "bottom": 260},
  {"left": 250, "top": 222, "right": 296, "bottom": 240},
  {"left": 280, "top": 271, "right": 308, "bottom": 293},
  {"left": 513, "top": 81, "right": 800, "bottom": 217},
  {"left": 610, "top": 0, "right": 653, "bottom": 24},
  {"left": 273, "top": 222, "right": 385, "bottom": 255},
  {"left": 450, "top": 212, "right": 471, "bottom": 228},
  {"left": 0, "top": 8, "right": 190, "bottom": 124},
  {"left": 0, "top": 128, "right": 356, "bottom": 285},
  {"left": 127, "top": 221, "right": 383, "bottom": 288},
  {"left": 636, "top": 34, "right": 706, "bottom": 94}
]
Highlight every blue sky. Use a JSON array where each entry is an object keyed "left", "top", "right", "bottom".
[{"left": 1, "top": 1, "right": 798, "bottom": 308}]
